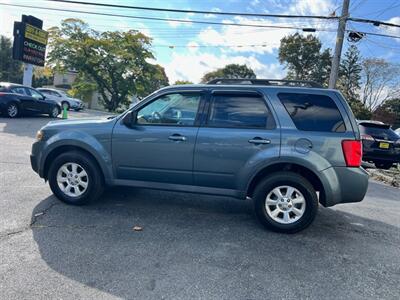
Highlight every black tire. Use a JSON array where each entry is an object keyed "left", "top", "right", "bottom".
[
  {"left": 61, "top": 101, "right": 70, "bottom": 110},
  {"left": 48, "top": 151, "right": 104, "bottom": 205},
  {"left": 49, "top": 106, "right": 60, "bottom": 118},
  {"left": 6, "top": 102, "right": 19, "bottom": 118},
  {"left": 253, "top": 172, "right": 318, "bottom": 233},
  {"left": 374, "top": 162, "right": 393, "bottom": 170}
]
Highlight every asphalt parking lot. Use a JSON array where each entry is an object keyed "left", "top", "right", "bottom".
[{"left": 1, "top": 111, "right": 399, "bottom": 300}]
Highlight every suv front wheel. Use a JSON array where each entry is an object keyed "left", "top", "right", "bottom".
[
  {"left": 48, "top": 151, "right": 104, "bottom": 205},
  {"left": 253, "top": 172, "right": 318, "bottom": 233}
]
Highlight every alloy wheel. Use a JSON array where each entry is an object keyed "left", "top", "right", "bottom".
[
  {"left": 56, "top": 162, "right": 89, "bottom": 197},
  {"left": 265, "top": 185, "right": 306, "bottom": 224},
  {"left": 7, "top": 104, "right": 18, "bottom": 117}
]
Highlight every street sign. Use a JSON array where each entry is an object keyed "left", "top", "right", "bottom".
[{"left": 12, "top": 15, "right": 48, "bottom": 67}]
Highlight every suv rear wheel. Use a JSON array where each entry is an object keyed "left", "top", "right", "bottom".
[
  {"left": 48, "top": 151, "right": 104, "bottom": 205},
  {"left": 253, "top": 172, "right": 318, "bottom": 233}
]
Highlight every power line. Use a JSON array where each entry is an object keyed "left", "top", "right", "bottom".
[
  {"left": 46, "top": 0, "right": 339, "bottom": 20},
  {"left": 0, "top": 3, "right": 329, "bottom": 32},
  {"left": 2, "top": 3, "right": 399, "bottom": 41},
  {"left": 47, "top": 0, "right": 400, "bottom": 29}
]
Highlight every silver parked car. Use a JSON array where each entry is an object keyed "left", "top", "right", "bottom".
[{"left": 37, "top": 88, "right": 84, "bottom": 111}]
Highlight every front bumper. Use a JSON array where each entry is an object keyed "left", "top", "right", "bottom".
[
  {"left": 319, "top": 166, "right": 369, "bottom": 207},
  {"left": 30, "top": 141, "right": 45, "bottom": 178},
  {"left": 30, "top": 154, "right": 38, "bottom": 173},
  {"left": 71, "top": 102, "right": 85, "bottom": 110}
]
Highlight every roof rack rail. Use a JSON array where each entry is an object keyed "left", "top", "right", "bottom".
[{"left": 207, "top": 78, "right": 323, "bottom": 88}]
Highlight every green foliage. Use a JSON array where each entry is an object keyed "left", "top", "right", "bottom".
[
  {"left": 336, "top": 45, "right": 369, "bottom": 119},
  {"left": 374, "top": 98, "right": 400, "bottom": 128},
  {"left": 69, "top": 73, "right": 97, "bottom": 103},
  {"left": 278, "top": 33, "right": 332, "bottom": 86},
  {"left": 32, "top": 66, "right": 54, "bottom": 88},
  {"left": 338, "top": 45, "right": 362, "bottom": 102},
  {"left": 201, "top": 64, "right": 256, "bottom": 83},
  {"left": 47, "top": 19, "right": 169, "bottom": 111},
  {"left": 0, "top": 35, "right": 23, "bottom": 83},
  {"left": 348, "top": 99, "right": 372, "bottom": 120},
  {"left": 174, "top": 80, "right": 193, "bottom": 85}
]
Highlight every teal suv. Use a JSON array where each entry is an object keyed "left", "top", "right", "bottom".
[{"left": 31, "top": 79, "right": 369, "bottom": 233}]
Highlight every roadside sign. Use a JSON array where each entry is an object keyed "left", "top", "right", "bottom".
[{"left": 12, "top": 15, "right": 48, "bottom": 67}]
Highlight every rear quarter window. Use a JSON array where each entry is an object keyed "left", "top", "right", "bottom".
[{"left": 278, "top": 93, "right": 346, "bottom": 132}]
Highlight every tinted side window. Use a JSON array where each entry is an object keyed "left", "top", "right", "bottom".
[
  {"left": 207, "top": 94, "right": 275, "bottom": 129},
  {"left": 278, "top": 93, "right": 346, "bottom": 132},
  {"left": 137, "top": 93, "right": 201, "bottom": 126},
  {"left": 10, "top": 87, "right": 27, "bottom": 95},
  {"left": 28, "top": 88, "right": 44, "bottom": 99}
]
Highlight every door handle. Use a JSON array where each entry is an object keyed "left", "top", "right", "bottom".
[
  {"left": 248, "top": 137, "right": 271, "bottom": 145},
  {"left": 168, "top": 134, "right": 187, "bottom": 141}
]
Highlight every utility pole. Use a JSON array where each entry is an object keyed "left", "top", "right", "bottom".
[
  {"left": 328, "top": 0, "right": 350, "bottom": 89},
  {"left": 22, "top": 64, "right": 33, "bottom": 87}
]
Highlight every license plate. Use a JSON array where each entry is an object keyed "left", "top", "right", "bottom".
[{"left": 379, "top": 142, "right": 390, "bottom": 149}]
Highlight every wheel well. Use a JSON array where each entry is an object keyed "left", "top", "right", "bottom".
[
  {"left": 43, "top": 145, "right": 104, "bottom": 180},
  {"left": 247, "top": 163, "right": 325, "bottom": 204}
]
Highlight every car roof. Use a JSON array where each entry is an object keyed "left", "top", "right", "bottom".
[
  {"left": 37, "top": 88, "right": 63, "bottom": 92},
  {"left": 163, "top": 84, "right": 335, "bottom": 94},
  {"left": 0, "top": 82, "right": 25, "bottom": 88}
]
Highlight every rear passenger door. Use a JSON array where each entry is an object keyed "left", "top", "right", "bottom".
[
  {"left": 193, "top": 90, "right": 280, "bottom": 191},
  {"left": 10, "top": 87, "right": 38, "bottom": 113}
]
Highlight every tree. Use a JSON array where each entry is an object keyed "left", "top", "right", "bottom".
[
  {"left": 47, "top": 19, "right": 169, "bottom": 111},
  {"left": 373, "top": 98, "right": 400, "bottom": 128},
  {"left": 278, "top": 33, "right": 332, "bottom": 86},
  {"left": 69, "top": 73, "right": 97, "bottom": 103},
  {"left": 361, "top": 59, "right": 400, "bottom": 112},
  {"left": 337, "top": 45, "right": 370, "bottom": 119},
  {"left": 338, "top": 45, "right": 362, "bottom": 102},
  {"left": 0, "top": 35, "right": 23, "bottom": 83},
  {"left": 174, "top": 80, "right": 193, "bottom": 85},
  {"left": 32, "top": 66, "right": 54, "bottom": 88},
  {"left": 201, "top": 64, "right": 256, "bottom": 83}
]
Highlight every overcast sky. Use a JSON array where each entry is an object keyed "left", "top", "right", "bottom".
[{"left": 1, "top": 0, "right": 399, "bottom": 83}]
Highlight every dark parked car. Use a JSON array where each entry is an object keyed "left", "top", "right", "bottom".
[
  {"left": 359, "top": 120, "right": 400, "bottom": 169},
  {"left": 31, "top": 79, "right": 369, "bottom": 233},
  {"left": 0, "top": 82, "right": 61, "bottom": 118}
]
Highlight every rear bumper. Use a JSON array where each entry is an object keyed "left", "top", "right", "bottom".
[
  {"left": 319, "top": 166, "right": 369, "bottom": 207},
  {"left": 363, "top": 152, "right": 400, "bottom": 163}
]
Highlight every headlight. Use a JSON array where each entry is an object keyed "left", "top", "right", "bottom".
[{"left": 36, "top": 130, "right": 44, "bottom": 141}]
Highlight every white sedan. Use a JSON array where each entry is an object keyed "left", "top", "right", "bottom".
[{"left": 37, "top": 88, "right": 85, "bottom": 111}]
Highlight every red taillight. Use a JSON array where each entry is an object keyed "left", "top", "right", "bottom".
[
  {"left": 342, "top": 140, "right": 362, "bottom": 167},
  {"left": 361, "top": 134, "right": 374, "bottom": 141},
  {"left": 0, "top": 92, "right": 5, "bottom": 96}
]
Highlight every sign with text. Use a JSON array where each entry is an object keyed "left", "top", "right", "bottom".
[{"left": 13, "top": 16, "right": 48, "bottom": 67}]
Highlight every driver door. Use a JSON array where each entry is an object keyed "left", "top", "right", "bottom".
[
  {"left": 112, "top": 91, "right": 206, "bottom": 185},
  {"left": 26, "top": 88, "right": 48, "bottom": 113}
]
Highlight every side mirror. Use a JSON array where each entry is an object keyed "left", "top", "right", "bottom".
[{"left": 122, "top": 111, "right": 137, "bottom": 127}]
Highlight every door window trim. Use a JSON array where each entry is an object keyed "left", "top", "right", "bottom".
[
  {"left": 130, "top": 90, "right": 208, "bottom": 128},
  {"left": 202, "top": 90, "right": 276, "bottom": 130}
]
